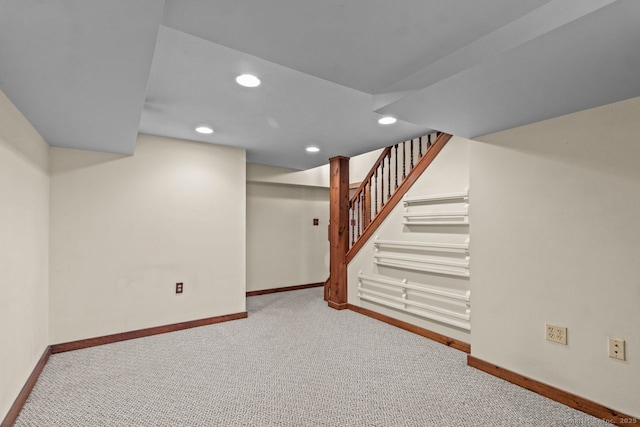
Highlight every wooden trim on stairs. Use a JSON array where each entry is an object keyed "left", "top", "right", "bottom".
[
  {"left": 246, "top": 282, "right": 324, "bottom": 297},
  {"left": 50, "top": 312, "right": 248, "bottom": 354},
  {"left": 346, "top": 132, "right": 452, "bottom": 264},
  {"left": 348, "top": 304, "right": 470, "bottom": 353},
  {"left": 467, "top": 356, "right": 639, "bottom": 426},
  {"left": 1, "top": 346, "right": 51, "bottom": 427},
  {"left": 328, "top": 301, "right": 349, "bottom": 310},
  {"left": 328, "top": 156, "right": 350, "bottom": 309}
]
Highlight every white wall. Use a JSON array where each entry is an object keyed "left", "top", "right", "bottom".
[
  {"left": 0, "top": 90, "right": 49, "bottom": 420},
  {"left": 349, "top": 148, "right": 384, "bottom": 184},
  {"left": 246, "top": 183, "right": 329, "bottom": 292},
  {"left": 246, "top": 146, "right": 384, "bottom": 189},
  {"left": 348, "top": 136, "right": 471, "bottom": 343},
  {"left": 49, "top": 134, "right": 246, "bottom": 344},
  {"left": 470, "top": 97, "right": 640, "bottom": 417},
  {"left": 247, "top": 163, "right": 329, "bottom": 188},
  {"left": 245, "top": 145, "right": 387, "bottom": 293}
]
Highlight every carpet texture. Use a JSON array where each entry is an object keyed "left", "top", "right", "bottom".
[{"left": 16, "top": 288, "right": 609, "bottom": 426}]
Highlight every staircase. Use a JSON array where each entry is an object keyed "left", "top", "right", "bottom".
[
  {"left": 347, "top": 132, "right": 452, "bottom": 262},
  {"left": 326, "top": 132, "right": 453, "bottom": 307}
]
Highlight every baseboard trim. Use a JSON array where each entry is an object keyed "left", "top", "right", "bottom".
[
  {"left": 51, "top": 311, "right": 248, "bottom": 354},
  {"left": 328, "top": 301, "right": 349, "bottom": 310},
  {"left": 467, "top": 355, "right": 638, "bottom": 426},
  {"left": 1, "top": 346, "right": 51, "bottom": 427},
  {"left": 246, "top": 282, "right": 324, "bottom": 297},
  {"left": 348, "top": 304, "right": 470, "bottom": 353},
  {"left": 2, "top": 313, "right": 248, "bottom": 425}
]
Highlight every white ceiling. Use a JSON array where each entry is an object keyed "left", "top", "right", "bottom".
[
  {"left": 161, "top": 0, "right": 552, "bottom": 94},
  {"left": 1, "top": 0, "right": 639, "bottom": 169},
  {"left": 0, "top": 0, "right": 163, "bottom": 154},
  {"left": 139, "top": 26, "right": 428, "bottom": 168}
]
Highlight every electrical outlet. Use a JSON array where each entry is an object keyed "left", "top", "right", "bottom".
[
  {"left": 176, "top": 282, "right": 183, "bottom": 294},
  {"left": 546, "top": 324, "right": 567, "bottom": 345},
  {"left": 609, "top": 338, "right": 625, "bottom": 361}
]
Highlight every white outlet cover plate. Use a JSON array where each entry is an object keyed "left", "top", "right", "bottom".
[
  {"left": 546, "top": 324, "right": 567, "bottom": 345},
  {"left": 608, "top": 338, "right": 626, "bottom": 361}
]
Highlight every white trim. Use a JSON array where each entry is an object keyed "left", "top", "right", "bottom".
[
  {"left": 402, "top": 209, "right": 469, "bottom": 226},
  {"left": 358, "top": 292, "right": 471, "bottom": 330},
  {"left": 358, "top": 273, "right": 470, "bottom": 303},
  {"left": 374, "top": 259, "right": 470, "bottom": 277},
  {"left": 374, "top": 237, "right": 469, "bottom": 253},
  {"left": 403, "top": 188, "right": 469, "bottom": 205}
]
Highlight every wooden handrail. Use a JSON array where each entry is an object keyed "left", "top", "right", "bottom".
[
  {"left": 346, "top": 132, "right": 452, "bottom": 264},
  {"left": 348, "top": 131, "right": 444, "bottom": 250},
  {"left": 348, "top": 146, "right": 392, "bottom": 207}
]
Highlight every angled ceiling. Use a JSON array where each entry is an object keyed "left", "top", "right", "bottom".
[
  {"left": 139, "top": 26, "right": 428, "bottom": 168},
  {"left": 161, "top": 0, "right": 552, "bottom": 94},
  {"left": 1, "top": 0, "right": 639, "bottom": 169}
]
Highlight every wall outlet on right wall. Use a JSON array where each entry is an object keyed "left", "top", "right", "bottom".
[
  {"left": 608, "top": 338, "right": 626, "bottom": 361},
  {"left": 546, "top": 324, "right": 567, "bottom": 345}
]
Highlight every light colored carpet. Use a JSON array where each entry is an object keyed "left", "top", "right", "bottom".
[{"left": 16, "top": 288, "right": 608, "bottom": 426}]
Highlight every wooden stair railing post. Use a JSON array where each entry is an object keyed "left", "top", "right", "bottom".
[
  {"left": 328, "top": 156, "right": 350, "bottom": 310},
  {"left": 325, "top": 224, "right": 330, "bottom": 300},
  {"left": 323, "top": 276, "right": 330, "bottom": 301},
  {"left": 364, "top": 181, "right": 371, "bottom": 227},
  {"left": 394, "top": 144, "right": 398, "bottom": 189},
  {"left": 402, "top": 141, "right": 406, "bottom": 179},
  {"left": 387, "top": 152, "right": 391, "bottom": 200}
]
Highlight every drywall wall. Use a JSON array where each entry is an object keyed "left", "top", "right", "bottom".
[
  {"left": 245, "top": 145, "right": 387, "bottom": 293},
  {"left": 247, "top": 163, "right": 329, "bottom": 188},
  {"left": 246, "top": 147, "right": 384, "bottom": 188},
  {"left": 349, "top": 147, "right": 384, "bottom": 184},
  {"left": 470, "top": 96, "right": 640, "bottom": 417},
  {"left": 49, "top": 134, "right": 246, "bottom": 344},
  {"left": 246, "top": 183, "right": 329, "bottom": 291},
  {"left": 0, "top": 90, "right": 49, "bottom": 420},
  {"left": 348, "top": 136, "right": 470, "bottom": 343}
]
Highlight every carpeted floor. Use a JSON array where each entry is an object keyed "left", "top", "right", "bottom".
[{"left": 16, "top": 287, "right": 609, "bottom": 426}]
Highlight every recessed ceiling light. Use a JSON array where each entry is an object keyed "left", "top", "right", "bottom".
[
  {"left": 195, "top": 126, "right": 214, "bottom": 134},
  {"left": 378, "top": 116, "right": 397, "bottom": 125},
  {"left": 236, "top": 74, "right": 261, "bottom": 88},
  {"left": 306, "top": 146, "right": 320, "bottom": 153}
]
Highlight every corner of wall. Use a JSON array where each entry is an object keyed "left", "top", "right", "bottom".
[
  {"left": 48, "top": 134, "right": 247, "bottom": 344},
  {"left": 0, "top": 88, "right": 50, "bottom": 421},
  {"left": 469, "top": 96, "right": 640, "bottom": 417}
]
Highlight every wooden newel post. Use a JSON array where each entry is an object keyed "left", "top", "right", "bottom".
[{"left": 328, "top": 156, "right": 350, "bottom": 310}]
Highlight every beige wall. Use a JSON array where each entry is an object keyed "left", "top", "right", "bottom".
[
  {"left": 470, "top": 97, "right": 640, "bottom": 417},
  {"left": 348, "top": 136, "right": 471, "bottom": 343},
  {"left": 0, "top": 90, "right": 50, "bottom": 420},
  {"left": 245, "top": 146, "right": 386, "bottom": 293},
  {"left": 246, "top": 183, "right": 329, "bottom": 292},
  {"left": 49, "top": 134, "right": 246, "bottom": 344},
  {"left": 349, "top": 147, "right": 385, "bottom": 184},
  {"left": 246, "top": 146, "right": 385, "bottom": 189},
  {"left": 247, "top": 163, "right": 329, "bottom": 188}
]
